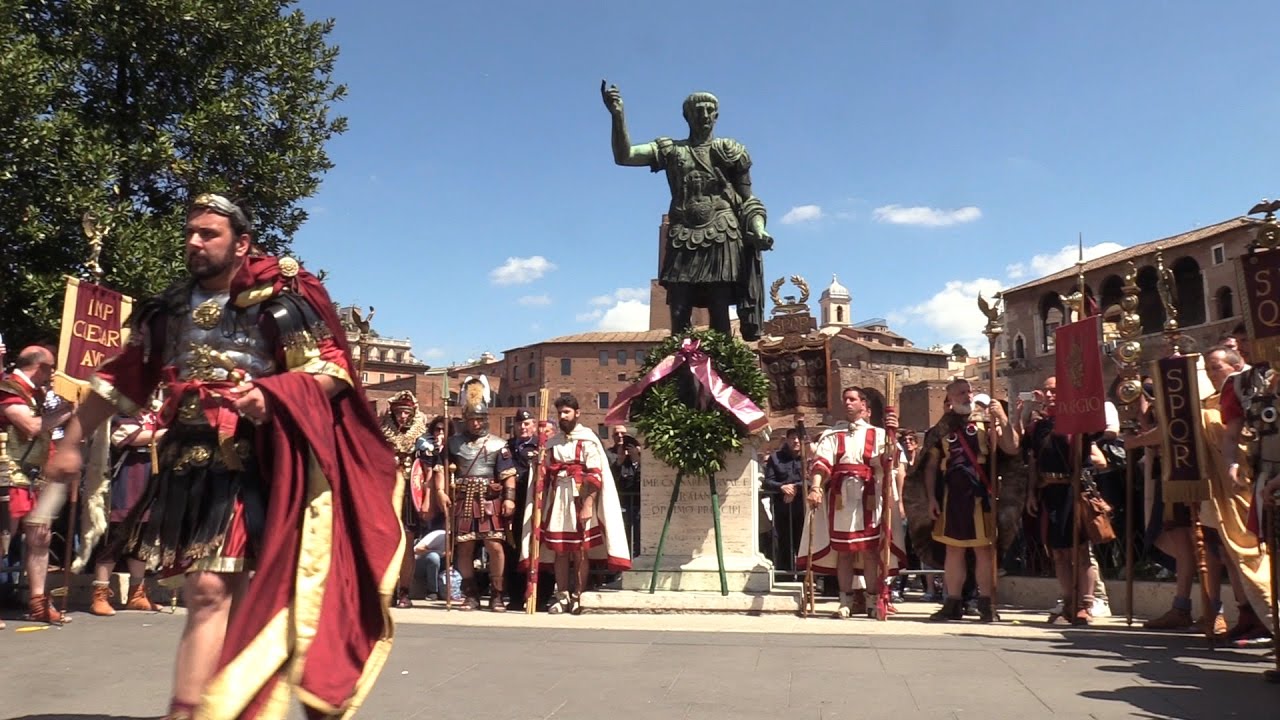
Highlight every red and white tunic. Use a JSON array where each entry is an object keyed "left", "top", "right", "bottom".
[
  {"left": 520, "top": 424, "right": 631, "bottom": 572},
  {"left": 797, "top": 419, "right": 900, "bottom": 574}
]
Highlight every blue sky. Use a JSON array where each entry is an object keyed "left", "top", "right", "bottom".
[{"left": 293, "top": 1, "right": 1280, "bottom": 363}]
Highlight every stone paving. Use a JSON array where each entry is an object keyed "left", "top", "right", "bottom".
[{"left": 2, "top": 601, "right": 1276, "bottom": 720}]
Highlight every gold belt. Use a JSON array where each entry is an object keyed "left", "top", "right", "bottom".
[{"left": 1039, "top": 472, "right": 1072, "bottom": 486}]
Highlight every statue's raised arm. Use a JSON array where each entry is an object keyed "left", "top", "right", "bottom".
[{"left": 602, "top": 80, "right": 656, "bottom": 167}]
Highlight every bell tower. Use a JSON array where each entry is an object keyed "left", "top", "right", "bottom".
[{"left": 819, "top": 275, "right": 851, "bottom": 328}]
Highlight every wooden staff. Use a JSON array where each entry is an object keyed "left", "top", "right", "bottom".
[
  {"left": 525, "top": 388, "right": 549, "bottom": 614},
  {"left": 978, "top": 294, "right": 1003, "bottom": 609},
  {"left": 799, "top": 418, "right": 816, "bottom": 617},
  {"left": 1269, "top": 498, "right": 1280, "bottom": 681},
  {"left": 1190, "top": 504, "right": 1214, "bottom": 648},
  {"left": 441, "top": 408, "right": 454, "bottom": 611},
  {"left": 1123, "top": 447, "right": 1136, "bottom": 626},
  {"left": 878, "top": 374, "right": 898, "bottom": 621},
  {"left": 1069, "top": 433, "right": 1084, "bottom": 622}
]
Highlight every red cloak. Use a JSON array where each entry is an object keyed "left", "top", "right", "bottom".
[{"left": 198, "top": 257, "right": 404, "bottom": 720}]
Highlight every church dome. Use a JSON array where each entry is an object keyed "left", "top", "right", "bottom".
[{"left": 822, "top": 274, "right": 849, "bottom": 299}]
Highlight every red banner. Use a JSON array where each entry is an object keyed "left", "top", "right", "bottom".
[
  {"left": 1238, "top": 249, "right": 1280, "bottom": 364},
  {"left": 56, "top": 278, "right": 132, "bottom": 384},
  {"left": 1053, "top": 315, "right": 1106, "bottom": 435}
]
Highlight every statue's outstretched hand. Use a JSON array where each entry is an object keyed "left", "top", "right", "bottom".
[
  {"left": 750, "top": 227, "right": 774, "bottom": 251},
  {"left": 601, "top": 79, "right": 623, "bottom": 116}
]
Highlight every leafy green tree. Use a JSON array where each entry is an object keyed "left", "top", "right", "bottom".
[
  {"left": 950, "top": 343, "right": 969, "bottom": 360},
  {"left": 0, "top": 0, "right": 346, "bottom": 346}
]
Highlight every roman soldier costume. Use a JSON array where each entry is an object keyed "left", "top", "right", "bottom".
[
  {"left": 85, "top": 224, "right": 402, "bottom": 719},
  {"left": 0, "top": 368, "right": 60, "bottom": 621},
  {"left": 381, "top": 389, "right": 430, "bottom": 608},
  {"left": 796, "top": 418, "right": 902, "bottom": 618},
  {"left": 86, "top": 403, "right": 167, "bottom": 615},
  {"left": 521, "top": 422, "right": 631, "bottom": 613},
  {"left": 0, "top": 369, "right": 48, "bottom": 526},
  {"left": 922, "top": 409, "right": 1002, "bottom": 622},
  {"left": 443, "top": 377, "right": 516, "bottom": 610},
  {"left": 381, "top": 390, "right": 430, "bottom": 530}
]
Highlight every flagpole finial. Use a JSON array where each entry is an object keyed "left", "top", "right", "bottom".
[{"left": 1076, "top": 236, "right": 1087, "bottom": 300}]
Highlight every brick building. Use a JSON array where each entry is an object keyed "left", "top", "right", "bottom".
[
  {"left": 753, "top": 275, "right": 952, "bottom": 433},
  {"left": 812, "top": 276, "right": 950, "bottom": 430},
  {"left": 999, "top": 216, "right": 1256, "bottom": 398},
  {"left": 502, "top": 330, "right": 671, "bottom": 439}
]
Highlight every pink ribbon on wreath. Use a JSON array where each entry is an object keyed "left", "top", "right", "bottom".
[{"left": 604, "top": 338, "right": 768, "bottom": 433}]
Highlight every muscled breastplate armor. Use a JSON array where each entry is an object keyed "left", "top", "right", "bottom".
[
  {"left": 449, "top": 434, "right": 503, "bottom": 479},
  {"left": 167, "top": 287, "right": 277, "bottom": 382},
  {"left": 662, "top": 141, "right": 742, "bottom": 249}
]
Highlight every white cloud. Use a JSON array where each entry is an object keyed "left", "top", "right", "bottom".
[
  {"left": 872, "top": 205, "right": 982, "bottom": 227},
  {"left": 781, "top": 204, "right": 824, "bottom": 225},
  {"left": 418, "top": 347, "right": 445, "bottom": 359},
  {"left": 517, "top": 294, "right": 551, "bottom": 306},
  {"left": 589, "top": 287, "right": 647, "bottom": 307},
  {"left": 489, "top": 256, "right": 556, "bottom": 285},
  {"left": 1005, "top": 242, "right": 1125, "bottom": 280},
  {"left": 598, "top": 300, "right": 650, "bottom": 331},
  {"left": 579, "top": 288, "right": 651, "bottom": 331},
  {"left": 899, "top": 278, "right": 1004, "bottom": 351},
  {"left": 896, "top": 239, "right": 1128, "bottom": 350}
]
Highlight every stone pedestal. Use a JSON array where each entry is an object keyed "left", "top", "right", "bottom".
[{"left": 622, "top": 445, "right": 773, "bottom": 593}]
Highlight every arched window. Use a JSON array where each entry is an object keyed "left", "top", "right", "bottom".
[
  {"left": 1216, "top": 287, "right": 1235, "bottom": 320},
  {"left": 1039, "top": 292, "right": 1065, "bottom": 353},
  {"left": 836, "top": 306, "right": 844, "bottom": 323},
  {"left": 1014, "top": 335, "right": 1026, "bottom": 360},
  {"left": 1099, "top": 274, "right": 1125, "bottom": 317},
  {"left": 1136, "top": 266, "right": 1164, "bottom": 335},
  {"left": 1172, "top": 256, "right": 1205, "bottom": 326}
]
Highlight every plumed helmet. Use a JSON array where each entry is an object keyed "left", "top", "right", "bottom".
[{"left": 460, "top": 375, "right": 490, "bottom": 419}]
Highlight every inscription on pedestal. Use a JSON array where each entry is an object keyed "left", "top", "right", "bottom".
[{"left": 640, "top": 448, "right": 757, "bottom": 559}]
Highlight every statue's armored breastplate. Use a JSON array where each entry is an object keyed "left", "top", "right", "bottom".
[
  {"left": 666, "top": 145, "right": 739, "bottom": 247},
  {"left": 167, "top": 287, "right": 278, "bottom": 382},
  {"left": 450, "top": 434, "right": 500, "bottom": 479}
]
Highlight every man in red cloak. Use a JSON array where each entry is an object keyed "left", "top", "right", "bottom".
[{"left": 44, "top": 193, "right": 404, "bottom": 720}]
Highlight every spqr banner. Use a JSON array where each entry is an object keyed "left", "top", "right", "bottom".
[{"left": 1151, "top": 353, "right": 1210, "bottom": 505}]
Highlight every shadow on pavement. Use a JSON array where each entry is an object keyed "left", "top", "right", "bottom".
[{"left": 1005, "top": 626, "right": 1277, "bottom": 720}]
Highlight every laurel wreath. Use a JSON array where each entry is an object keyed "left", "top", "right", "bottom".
[{"left": 628, "top": 328, "right": 771, "bottom": 477}]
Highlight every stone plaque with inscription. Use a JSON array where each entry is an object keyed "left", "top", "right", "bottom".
[{"left": 622, "top": 445, "right": 773, "bottom": 593}]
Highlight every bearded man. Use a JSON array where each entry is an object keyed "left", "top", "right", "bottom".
[
  {"left": 523, "top": 395, "right": 630, "bottom": 615},
  {"left": 922, "top": 379, "right": 1019, "bottom": 622},
  {"left": 43, "top": 193, "right": 402, "bottom": 720}
]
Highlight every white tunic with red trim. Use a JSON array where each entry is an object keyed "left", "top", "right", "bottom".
[
  {"left": 519, "top": 424, "right": 632, "bottom": 572},
  {"left": 796, "top": 419, "right": 902, "bottom": 575}
]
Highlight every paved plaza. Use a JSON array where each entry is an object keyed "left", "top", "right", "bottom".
[{"left": 3, "top": 602, "right": 1277, "bottom": 720}]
